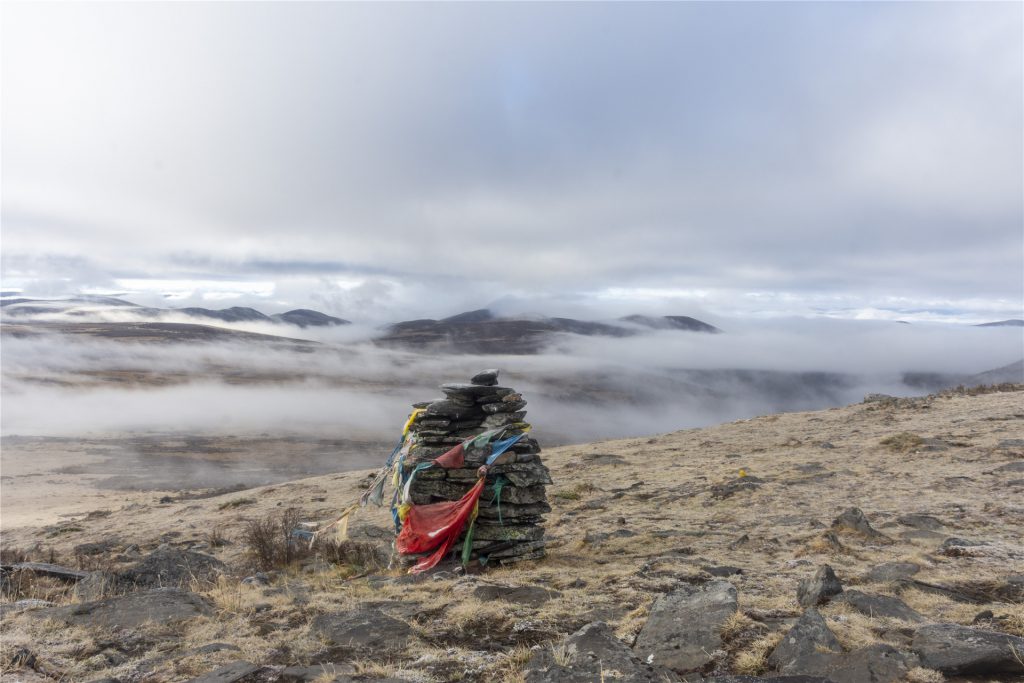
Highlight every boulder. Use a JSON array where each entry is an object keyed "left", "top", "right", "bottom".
[
  {"left": 831, "top": 508, "right": 889, "bottom": 541},
  {"left": 184, "top": 661, "right": 262, "bottom": 682},
  {"left": 896, "top": 514, "right": 944, "bottom": 530},
  {"left": 278, "top": 663, "right": 356, "bottom": 682},
  {"left": 470, "top": 369, "right": 499, "bottom": 386},
  {"left": 834, "top": 590, "right": 925, "bottom": 623},
  {"left": 524, "top": 622, "right": 678, "bottom": 682},
  {"left": 38, "top": 588, "right": 212, "bottom": 629},
  {"left": 120, "top": 546, "right": 226, "bottom": 589},
  {"left": 767, "top": 608, "right": 842, "bottom": 674},
  {"left": 814, "top": 643, "right": 919, "bottom": 683},
  {"left": 862, "top": 562, "right": 919, "bottom": 583},
  {"left": 633, "top": 580, "right": 738, "bottom": 673},
  {"left": 797, "top": 565, "right": 843, "bottom": 608},
  {"left": 472, "top": 583, "right": 561, "bottom": 607},
  {"left": 310, "top": 608, "right": 413, "bottom": 656},
  {"left": 912, "top": 623, "right": 1024, "bottom": 675}
]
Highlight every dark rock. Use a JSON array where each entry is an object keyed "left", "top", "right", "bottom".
[
  {"left": 706, "top": 678, "right": 833, "bottom": 682},
  {"left": 939, "top": 537, "right": 985, "bottom": 557},
  {"left": 797, "top": 565, "right": 843, "bottom": 608},
  {"left": 470, "top": 369, "right": 499, "bottom": 386},
  {"left": 38, "top": 588, "right": 212, "bottom": 629},
  {"left": 73, "top": 538, "right": 120, "bottom": 556},
  {"left": 896, "top": 514, "right": 944, "bottom": 530},
  {"left": 184, "top": 661, "right": 261, "bottom": 682},
  {"left": 834, "top": 590, "right": 925, "bottom": 623},
  {"left": 992, "top": 460, "right": 1024, "bottom": 473},
  {"left": 862, "top": 562, "right": 920, "bottom": 583},
  {"left": 831, "top": 508, "right": 889, "bottom": 541},
  {"left": 1, "top": 562, "right": 88, "bottom": 582},
  {"left": 120, "top": 547, "right": 226, "bottom": 589},
  {"left": 768, "top": 608, "right": 842, "bottom": 674},
  {"left": 912, "top": 623, "right": 1024, "bottom": 675},
  {"left": 310, "top": 608, "right": 413, "bottom": 656},
  {"left": 972, "top": 610, "right": 994, "bottom": 624},
  {"left": 524, "top": 621, "right": 678, "bottom": 682},
  {"left": 634, "top": 580, "right": 738, "bottom": 673},
  {"left": 73, "top": 571, "right": 121, "bottom": 601},
  {"left": 703, "top": 565, "right": 744, "bottom": 577},
  {"left": 279, "top": 663, "right": 356, "bottom": 682},
  {"left": 472, "top": 584, "right": 561, "bottom": 606},
  {"left": 815, "top": 643, "right": 919, "bottom": 683},
  {"left": 710, "top": 476, "right": 763, "bottom": 499}
]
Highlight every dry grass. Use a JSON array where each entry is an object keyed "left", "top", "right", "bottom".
[
  {"left": 732, "top": 632, "right": 783, "bottom": 676},
  {"left": 880, "top": 432, "right": 925, "bottom": 453},
  {"left": 903, "top": 666, "right": 946, "bottom": 683},
  {"left": 2, "top": 389, "right": 1023, "bottom": 683},
  {"left": 442, "top": 597, "right": 513, "bottom": 632}
]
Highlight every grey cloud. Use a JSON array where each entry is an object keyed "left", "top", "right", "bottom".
[{"left": 1, "top": 2, "right": 1020, "bottom": 320}]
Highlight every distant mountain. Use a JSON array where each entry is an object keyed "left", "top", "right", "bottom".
[
  {"left": 271, "top": 309, "right": 350, "bottom": 328},
  {"left": 975, "top": 319, "right": 1024, "bottom": 327},
  {"left": 177, "top": 307, "right": 274, "bottom": 323},
  {"left": 376, "top": 310, "right": 633, "bottom": 354},
  {"left": 620, "top": 314, "right": 721, "bottom": 333}
]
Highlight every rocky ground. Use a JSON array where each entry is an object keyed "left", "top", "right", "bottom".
[{"left": 1, "top": 385, "right": 1022, "bottom": 683}]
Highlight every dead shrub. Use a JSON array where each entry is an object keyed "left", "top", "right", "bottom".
[{"left": 242, "top": 508, "right": 312, "bottom": 571}]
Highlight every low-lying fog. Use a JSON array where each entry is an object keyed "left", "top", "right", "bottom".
[{"left": 3, "top": 319, "right": 1020, "bottom": 446}]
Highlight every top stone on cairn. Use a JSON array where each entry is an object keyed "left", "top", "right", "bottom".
[{"left": 470, "top": 368, "right": 500, "bottom": 386}]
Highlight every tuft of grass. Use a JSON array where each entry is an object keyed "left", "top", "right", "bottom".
[
  {"left": 732, "top": 632, "right": 783, "bottom": 676},
  {"left": 719, "top": 611, "right": 757, "bottom": 641},
  {"left": 880, "top": 432, "right": 925, "bottom": 453},
  {"left": 904, "top": 666, "right": 945, "bottom": 683},
  {"left": 552, "top": 482, "right": 597, "bottom": 501}
]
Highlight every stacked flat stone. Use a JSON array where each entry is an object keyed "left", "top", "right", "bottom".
[{"left": 402, "top": 369, "right": 551, "bottom": 565}]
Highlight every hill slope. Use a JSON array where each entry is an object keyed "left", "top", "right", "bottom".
[{"left": 1, "top": 387, "right": 1022, "bottom": 682}]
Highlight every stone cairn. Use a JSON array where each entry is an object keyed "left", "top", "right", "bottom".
[{"left": 401, "top": 369, "right": 551, "bottom": 566}]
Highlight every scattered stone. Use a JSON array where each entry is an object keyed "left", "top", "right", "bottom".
[
  {"left": 797, "top": 565, "right": 843, "bottom": 608},
  {"left": 972, "top": 610, "right": 994, "bottom": 624},
  {"left": 703, "top": 565, "right": 744, "bottom": 577},
  {"left": 816, "top": 643, "right": 919, "bottom": 683},
  {"left": 767, "top": 608, "right": 842, "bottom": 674},
  {"left": 633, "top": 580, "right": 738, "bottom": 673},
  {"left": 73, "top": 571, "right": 120, "bottom": 601},
  {"left": 278, "top": 663, "right": 356, "bottom": 682},
  {"left": 241, "top": 573, "right": 271, "bottom": 586},
  {"left": 939, "top": 537, "right": 987, "bottom": 557},
  {"left": 185, "top": 661, "right": 261, "bottom": 683},
  {"left": 38, "top": 588, "right": 212, "bottom": 629},
  {"left": 863, "top": 562, "right": 920, "bottom": 583},
  {"left": 912, "top": 623, "right": 1024, "bottom": 675},
  {"left": 896, "top": 579, "right": 985, "bottom": 604},
  {"left": 834, "top": 590, "right": 925, "bottom": 623},
  {"left": 472, "top": 583, "right": 561, "bottom": 607},
  {"left": 120, "top": 546, "right": 226, "bottom": 589},
  {"left": 73, "top": 538, "right": 120, "bottom": 556},
  {"left": 710, "top": 475, "right": 763, "bottom": 499},
  {"left": 310, "top": 608, "right": 413, "bottom": 656},
  {"left": 831, "top": 507, "right": 889, "bottom": 541},
  {"left": 0, "top": 599, "right": 53, "bottom": 618},
  {"left": 524, "top": 622, "right": 676, "bottom": 682},
  {"left": 0, "top": 562, "right": 88, "bottom": 582},
  {"left": 896, "top": 514, "right": 944, "bottom": 530}
]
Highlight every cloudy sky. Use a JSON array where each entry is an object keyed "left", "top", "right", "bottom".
[{"left": 2, "top": 2, "right": 1021, "bottom": 323}]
